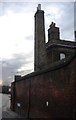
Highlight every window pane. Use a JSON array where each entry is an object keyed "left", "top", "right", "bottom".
[{"left": 60, "top": 53, "right": 65, "bottom": 60}]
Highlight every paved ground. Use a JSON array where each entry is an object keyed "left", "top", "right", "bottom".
[
  {"left": 2, "top": 108, "right": 21, "bottom": 119},
  {"left": 0, "top": 94, "right": 22, "bottom": 119}
]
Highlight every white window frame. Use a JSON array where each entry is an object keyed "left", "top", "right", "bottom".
[{"left": 60, "top": 53, "right": 65, "bottom": 60}]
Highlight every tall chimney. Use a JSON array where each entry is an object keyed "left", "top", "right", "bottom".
[{"left": 34, "top": 4, "right": 47, "bottom": 71}]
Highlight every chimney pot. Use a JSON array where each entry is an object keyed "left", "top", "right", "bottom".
[{"left": 37, "top": 4, "right": 41, "bottom": 10}]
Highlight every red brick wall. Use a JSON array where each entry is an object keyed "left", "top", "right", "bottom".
[{"left": 11, "top": 55, "right": 76, "bottom": 119}]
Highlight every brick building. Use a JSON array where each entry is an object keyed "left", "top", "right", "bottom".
[
  {"left": 34, "top": 4, "right": 76, "bottom": 71},
  {"left": 11, "top": 4, "right": 76, "bottom": 119}
]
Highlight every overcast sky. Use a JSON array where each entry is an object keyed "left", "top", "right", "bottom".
[{"left": 0, "top": 1, "right": 75, "bottom": 86}]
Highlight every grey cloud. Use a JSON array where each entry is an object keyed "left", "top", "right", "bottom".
[
  {"left": 0, "top": 2, "right": 20, "bottom": 16},
  {"left": 2, "top": 52, "right": 33, "bottom": 85},
  {"left": 74, "top": 1, "right": 76, "bottom": 31},
  {"left": 45, "top": 2, "right": 74, "bottom": 40},
  {"left": 0, "top": 2, "right": 37, "bottom": 16},
  {"left": 45, "top": 3, "right": 74, "bottom": 40},
  {"left": 0, "top": 62, "right": 2, "bottom": 80},
  {"left": 60, "top": 3, "right": 74, "bottom": 40},
  {"left": 0, "top": 2, "right": 27, "bottom": 16},
  {"left": 25, "top": 36, "right": 33, "bottom": 41}
]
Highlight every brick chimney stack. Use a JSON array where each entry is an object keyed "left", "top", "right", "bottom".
[
  {"left": 48, "top": 22, "right": 60, "bottom": 42},
  {"left": 34, "top": 4, "right": 47, "bottom": 71}
]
